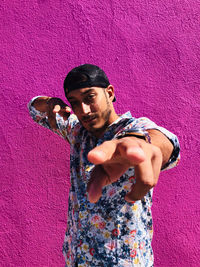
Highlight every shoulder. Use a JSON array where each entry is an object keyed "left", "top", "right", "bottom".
[{"left": 134, "top": 117, "right": 157, "bottom": 128}]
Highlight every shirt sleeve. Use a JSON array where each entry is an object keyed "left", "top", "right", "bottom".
[
  {"left": 27, "top": 96, "right": 79, "bottom": 143},
  {"left": 115, "top": 116, "right": 180, "bottom": 171},
  {"left": 134, "top": 117, "right": 180, "bottom": 170}
]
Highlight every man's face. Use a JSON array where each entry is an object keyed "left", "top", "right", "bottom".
[{"left": 67, "top": 87, "right": 115, "bottom": 137}]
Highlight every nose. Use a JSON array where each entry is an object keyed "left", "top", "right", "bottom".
[{"left": 81, "top": 102, "right": 91, "bottom": 114}]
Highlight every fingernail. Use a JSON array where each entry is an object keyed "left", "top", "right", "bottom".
[{"left": 53, "top": 105, "right": 61, "bottom": 113}]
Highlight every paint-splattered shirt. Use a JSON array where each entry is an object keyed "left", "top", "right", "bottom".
[{"left": 28, "top": 98, "right": 180, "bottom": 267}]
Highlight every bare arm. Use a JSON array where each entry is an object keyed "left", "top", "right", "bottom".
[
  {"left": 147, "top": 129, "right": 173, "bottom": 168},
  {"left": 31, "top": 96, "right": 51, "bottom": 112}
]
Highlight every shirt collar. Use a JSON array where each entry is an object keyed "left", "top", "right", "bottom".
[
  {"left": 99, "top": 111, "right": 134, "bottom": 140},
  {"left": 107, "top": 111, "right": 133, "bottom": 128},
  {"left": 81, "top": 111, "right": 134, "bottom": 141}
]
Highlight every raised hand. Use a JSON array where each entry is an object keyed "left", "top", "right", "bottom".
[
  {"left": 46, "top": 97, "right": 71, "bottom": 129},
  {"left": 87, "top": 137, "right": 162, "bottom": 203}
]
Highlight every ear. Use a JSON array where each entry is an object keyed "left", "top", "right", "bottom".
[{"left": 105, "top": 85, "right": 115, "bottom": 102}]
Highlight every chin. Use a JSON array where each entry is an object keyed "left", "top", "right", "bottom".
[{"left": 90, "top": 123, "right": 108, "bottom": 136}]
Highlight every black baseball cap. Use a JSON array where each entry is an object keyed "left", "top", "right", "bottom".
[{"left": 63, "top": 64, "right": 116, "bottom": 102}]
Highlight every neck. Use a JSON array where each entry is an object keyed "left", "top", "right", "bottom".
[{"left": 93, "top": 109, "right": 119, "bottom": 139}]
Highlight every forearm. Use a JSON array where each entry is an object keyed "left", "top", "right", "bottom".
[
  {"left": 31, "top": 96, "right": 51, "bottom": 113},
  {"left": 147, "top": 129, "right": 173, "bottom": 168}
]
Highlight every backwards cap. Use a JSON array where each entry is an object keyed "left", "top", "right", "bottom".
[{"left": 63, "top": 64, "right": 116, "bottom": 101}]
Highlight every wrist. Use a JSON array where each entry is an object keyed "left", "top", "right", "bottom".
[
  {"left": 117, "top": 132, "right": 151, "bottom": 143},
  {"left": 46, "top": 97, "right": 53, "bottom": 104},
  {"left": 31, "top": 96, "right": 51, "bottom": 113}
]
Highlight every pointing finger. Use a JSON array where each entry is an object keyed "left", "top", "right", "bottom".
[
  {"left": 87, "top": 140, "right": 117, "bottom": 165},
  {"left": 125, "top": 158, "right": 154, "bottom": 202},
  {"left": 125, "top": 145, "right": 162, "bottom": 202},
  {"left": 87, "top": 138, "right": 145, "bottom": 166},
  {"left": 58, "top": 106, "right": 71, "bottom": 121}
]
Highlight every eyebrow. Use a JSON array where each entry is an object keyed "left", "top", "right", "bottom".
[
  {"left": 67, "top": 88, "right": 95, "bottom": 101},
  {"left": 81, "top": 88, "right": 95, "bottom": 96}
]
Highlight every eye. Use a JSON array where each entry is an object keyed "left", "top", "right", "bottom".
[{"left": 85, "top": 94, "right": 95, "bottom": 103}]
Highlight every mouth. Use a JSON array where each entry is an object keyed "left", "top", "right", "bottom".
[{"left": 82, "top": 115, "right": 97, "bottom": 124}]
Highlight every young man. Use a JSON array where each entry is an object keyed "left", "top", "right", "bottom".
[{"left": 28, "top": 64, "right": 180, "bottom": 267}]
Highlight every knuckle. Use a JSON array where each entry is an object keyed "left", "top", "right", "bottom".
[
  {"left": 123, "top": 137, "right": 139, "bottom": 144},
  {"left": 139, "top": 173, "right": 157, "bottom": 188},
  {"left": 146, "top": 177, "right": 158, "bottom": 187},
  {"left": 152, "top": 145, "right": 162, "bottom": 157}
]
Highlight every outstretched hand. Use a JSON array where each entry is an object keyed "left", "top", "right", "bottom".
[{"left": 87, "top": 137, "right": 162, "bottom": 203}]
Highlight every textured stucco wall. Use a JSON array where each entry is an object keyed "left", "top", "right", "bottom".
[{"left": 1, "top": 1, "right": 200, "bottom": 266}]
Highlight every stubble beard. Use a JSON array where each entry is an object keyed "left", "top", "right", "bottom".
[
  {"left": 89, "top": 104, "right": 112, "bottom": 138},
  {"left": 84, "top": 90, "right": 113, "bottom": 138}
]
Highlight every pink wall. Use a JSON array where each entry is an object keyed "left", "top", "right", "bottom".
[{"left": 1, "top": 1, "right": 200, "bottom": 266}]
